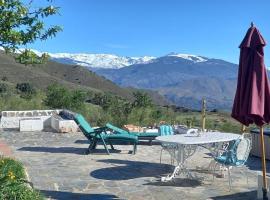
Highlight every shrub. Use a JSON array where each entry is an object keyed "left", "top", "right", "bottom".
[
  {"left": 0, "top": 157, "right": 44, "bottom": 200},
  {"left": 0, "top": 83, "right": 8, "bottom": 93},
  {"left": 45, "top": 84, "right": 86, "bottom": 111},
  {"left": 132, "top": 91, "right": 153, "bottom": 108},
  {"left": 16, "top": 83, "right": 36, "bottom": 99},
  {"left": 1, "top": 76, "right": 8, "bottom": 81},
  {"left": 0, "top": 92, "right": 45, "bottom": 111}
]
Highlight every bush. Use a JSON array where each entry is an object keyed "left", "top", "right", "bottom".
[
  {"left": 0, "top": 157, "right": 44, "bottom": 200},
  {"left": 1, "top": 76, "right": 8, "bottom": 81},
  {"left": 16, "top": 83, "right": 36, "bottom": 99},
  {"left": 0, "top": 92, "right": 45, "bottom": 111},
  {"left": 0, "top": 83, "right": 8, "bottom": 93},
  {"left": 44, "top": 84, "right": 86, "bottom": 111},
  {"left": 132, "top": 91, "right": 153, "bottom": 108}
]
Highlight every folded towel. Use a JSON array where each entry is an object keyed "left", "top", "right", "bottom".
[
  {"left": 176, "top": 126, "right": 198, "bottom": 135},
  {"left": 145, "top": 128, "right": 159, "bottom": 133},
  {"left": 187, "top": 128, "right": 198, "bottom": 135}
]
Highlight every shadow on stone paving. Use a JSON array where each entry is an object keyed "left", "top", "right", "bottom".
[
  {"left": 40, "top": 190, "right": 121, "bottom": 200},
  {"left": 90, "top": 159, "right": 172, "bottom": 180},
  {"left": 246, "top": 156, "right": 270, "bottom": 173},
  {"left": 205, "top": 153, "right": 270, "bottom": 173},
  {"left": 18, "top": 146, "right": 87, "bottom": 155},
  {"left": 18, "top": 146, "right": 123, "bottom": 155},
  {"left": 210, "top": 190, "right": 257, "bottom": 200},
  {"left": 88, "top": 149, "right": 123, "bottom": 154},
  {"left": 144, "top": 178, "right": 202, "bottom": 187},
  {"left": 74, "top": 139, "right": 89, "bottom": 144},
  {"left": 138, "top": 140, "right": 161, "bottom": 145}
]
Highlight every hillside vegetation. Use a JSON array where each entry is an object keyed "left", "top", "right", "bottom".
[
  {"left": 0, "top": 51, "right": 168, "bottom": 106},
  {"left": 0, "top": 79, "right": 246, "bottom": 133},
  {"left": 0, "top": 52, "right": 248, "bottom": 133},
  {"left": 94, "top": 55, "right": 238, "bottom": 110}
]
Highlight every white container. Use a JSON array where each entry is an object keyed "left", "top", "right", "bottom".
[
  {"left": 19, "top": 118, "right": 43, "bottom": 132},
  {"left": 251, "top": 129, "right": 270, "bottom": 160},
  {"left": 51, "top": 115, "right": 78, "bottom": 133},
  {"left": 257, "top": 173, "right": 270, "bottom": 199}
]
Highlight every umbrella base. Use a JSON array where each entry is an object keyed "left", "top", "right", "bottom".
[
  {"left": 258, "top": 173, "right": 270, "bottom": 199},
  {"left": 263, "top": 188, "right": 268, "bottom": 200}
]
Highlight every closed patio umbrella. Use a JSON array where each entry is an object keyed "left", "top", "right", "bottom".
[{"left": 232, "top": 24, "right": 270, "bottom": 199}]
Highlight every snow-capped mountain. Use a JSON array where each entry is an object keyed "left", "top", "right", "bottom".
[
  {"left": 30, "top": 49, "right": 155, "bottom": 69},
  {"left": 50, "top": 53, "right": 155, "bottom": 69},
  {"left": 49, "top": 53, "right": 154, "bottom": 69},
  {"left": 48, "top": 52, "right": 211, "bottom": 69},
  {"left": 29, "top": 49, "right": 212, "bottom": 69},
  {"left": 166, "top": 53, "right": 208, "bottom": 63},
  {"left": 94, "top": 55, "right": 238, "bottom": 110}
]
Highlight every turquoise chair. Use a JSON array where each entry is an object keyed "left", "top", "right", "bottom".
[
  {"left": 74, "top": 114, "right": 138, "bottom": 155},
  {"left": 159, "top": 125, "right": 175, "bottom": 163},
  {"left": 213, "top": 136, "right": 251, "bottom": 190}
]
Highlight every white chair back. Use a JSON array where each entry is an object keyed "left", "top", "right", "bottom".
[{"left": 236, "top": 138, "right": 251, "bottom": 162}]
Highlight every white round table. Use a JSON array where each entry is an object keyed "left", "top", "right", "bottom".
[
  {"left": 156, "top": 132, "right": 240, "bottom": 181},
  {"left": 156, "top": 132, "right": 240, "bottom": 145}
]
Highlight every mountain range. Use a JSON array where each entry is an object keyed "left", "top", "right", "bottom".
[
  {"left": 32, "top": 50, "right": 155, "bottom": 69},
  {"left": 94, "top": 54, "right": 238, "bottom": 110},
  {"left": 39, "top": 51, "right": 239, "bottom": 110},
  {"left": 5, "top": 49, "right": 270, "bottom": 110},
  {"left": 0, "top": 51, "right": 169, "bottom": 106}
]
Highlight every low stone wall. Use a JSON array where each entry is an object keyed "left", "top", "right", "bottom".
[{"left": 0, "top": 110, "right": 60, "bottom": 130}]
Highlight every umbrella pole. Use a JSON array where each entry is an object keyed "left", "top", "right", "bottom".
[
  {"left": 260, "top": 126, "right": 268, "bottom": 199},
  {"left": 201, "top": 98, "right": 206, "bottom": 131}
]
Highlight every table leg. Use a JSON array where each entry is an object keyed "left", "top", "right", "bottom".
[{"left": 161, "top": 144, "right": 198, "bottom": 182}]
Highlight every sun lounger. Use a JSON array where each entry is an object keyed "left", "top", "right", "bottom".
[
  {"left": 74, "top": 114, "right": 138, "bottom": 154},
  {"left": 105, "top": 123, "right": 174, "bottom": 145}
]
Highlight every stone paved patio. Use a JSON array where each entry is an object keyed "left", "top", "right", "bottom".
[{"left": 0, "top": 131, "right": 263, "bottom": 200}]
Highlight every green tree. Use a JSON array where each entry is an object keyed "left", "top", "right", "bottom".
[
  {"left": 16, "top": 82, "right": 36, "bottom": 99},
  {"left": 44, "top": 84, "right": 86, "bottom": 111},
  {"left": 131, "top": 91, "right": 153, "bottom": 125},
  {"left": 0, "top": 0, "right": 62, "bottom": 64},
  {"left": 0, "top": 83, "right": 8, "bottom": 93},
  {"left": 132, "top": 91, "right": 153, "bottom": 108}
]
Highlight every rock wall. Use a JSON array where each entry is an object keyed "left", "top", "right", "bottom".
[{"left": 0, "top": 110, "right": 60, "bottom": 129}]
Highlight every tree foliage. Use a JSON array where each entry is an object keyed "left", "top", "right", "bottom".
[
  {"left": 0, "top": 83, "right": 8, "bottom": 93},
  {"left": 16, "top": 82, "right": 36, "bottom": 99},
  {"left": 0, "top": 0, "right": 62, "bottom": 64},
  {"left": 132, "top": 91, "right": 153, "bottom": 108},
  {"left": 44, "top": 84, "right": 86, "bottom": 111}
]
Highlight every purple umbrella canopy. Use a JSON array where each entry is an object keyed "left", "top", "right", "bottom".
[{"left": 232, "top": 26, "right": 270, "bottom": 126}]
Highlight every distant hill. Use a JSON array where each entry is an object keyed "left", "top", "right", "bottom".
[
  {"left": 93, "top": 54, "right": 239, "bottom": 110},
  {"left": 0, "top": 51, "right": 169, "bottom": 106},
  {"left": 27, "top": 50, "right": 270, "bottom": 110}
]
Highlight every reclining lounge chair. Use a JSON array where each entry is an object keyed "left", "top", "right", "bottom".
[
  {"left": 105, "top": 123, "right": 172, "bottom": 145},
  {"left": 74, "top": 114, "right": 138, "bottom": 155}
]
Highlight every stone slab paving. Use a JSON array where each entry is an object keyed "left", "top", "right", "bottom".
[{"left": 0, "top": 131, "right": 261, "bottom": 200}]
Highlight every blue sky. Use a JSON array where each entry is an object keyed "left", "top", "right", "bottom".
[{"left": 31, "top": 0, "right": 270, "bottom": 65}]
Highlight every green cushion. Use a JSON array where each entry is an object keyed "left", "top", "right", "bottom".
[
  {"left": 105, "top": 123, "right": 129, "bottom": 134},
  {"left": 74, "top": 114, "right": 94, "bottom": 133},
  {"left": 103, "top": 133, "right": 138, "bottom": 142},
  {"left": 131, "top": 132, "right": 160, "bottom": 137}
]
